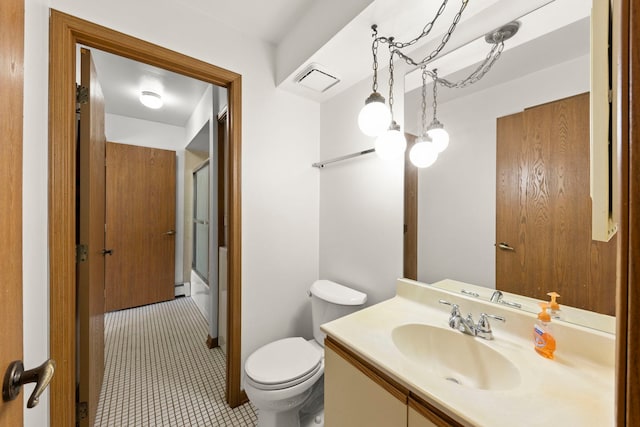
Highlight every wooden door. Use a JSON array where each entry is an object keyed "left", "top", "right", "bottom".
[
  {"left": 0, "top": 0, "right": 24, "bottom": 424},
  {"left": 404, "top": 134, "right": 418, "bottom": 280},
  {"left": 77, "top": 48, "right": 106, "bottom": 427},
  {"left": 105, "top": 143, "right": 176, "bottom": 311},
  {"left": 496, "top": 93, "right": 617, "bottom": 314}
]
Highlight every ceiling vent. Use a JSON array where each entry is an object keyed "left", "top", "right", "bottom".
[{"left": 295, "top": 63, "right": 340, "bottom": 93}]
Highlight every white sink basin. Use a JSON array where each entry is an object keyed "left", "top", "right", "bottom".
[{"left": 391, "top": 323, "right": 521, "bottom": 391}]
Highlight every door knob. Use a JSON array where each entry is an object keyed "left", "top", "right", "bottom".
[
  {"left": 164, "top": 230, "right": 176, "bottom": 236},
  {"left": 497, "top": 242, "right": 515, "bottom": 251},
  {"left": 3, "top": 359, "right": 56, "bottom": 408},
  {"left": 101, "top": 249, "right": 113, "bottom": 255}
]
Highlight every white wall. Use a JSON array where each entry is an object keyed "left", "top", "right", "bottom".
[
  {"left": 106, "top": 113, "right": 186, "bottom": 150},
  {"left": 23, "top": 2, "right": 320, "bottom": 424},
  {"left": 319, "top": 63, "right": 407, "bottom": 306},
  {"left": 23, "top": 0, "right": 51, "bottom": 425},
  {"left": 413, "top": 55, "right": 590, "bottom": 288}
]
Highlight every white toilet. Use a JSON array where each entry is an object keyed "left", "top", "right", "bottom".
[{"left": 244, "top": 280, "right": 367, "bottom": 427}]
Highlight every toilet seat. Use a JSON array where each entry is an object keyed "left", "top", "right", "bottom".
[{"left": 245, "top": 337, "right": 322, "bottom": 391}]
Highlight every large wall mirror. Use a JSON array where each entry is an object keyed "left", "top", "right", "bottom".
[{"left": 403, "top": 0, "right": 617, "bottom": 329}]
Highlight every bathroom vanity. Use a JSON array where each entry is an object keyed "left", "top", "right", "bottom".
[
  {"left": 325, "top": 338, "right": 460, "bottom": 426},
  {"left": 321, "top": 279, "right": 615, "bottom": 427}
]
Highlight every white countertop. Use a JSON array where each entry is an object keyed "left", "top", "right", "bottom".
[{"left": 321, "top": 279, "right": 615, "bottom": 427}]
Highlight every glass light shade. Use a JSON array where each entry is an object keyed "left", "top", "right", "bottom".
[
  {"left": 375, "top": 123, "right": 407, "bottom": 160},
  {"left": 358, "top": 93, "right": 391, "bottom": 137},
  {"left": 410, "top": 138, "right": 439, "bottom": 168},
  {"left": 140, "top": 90, "right": 163, "bottom": 109},
  {"left": 427, "top": 126, "right": 449, "bottom": 153}
]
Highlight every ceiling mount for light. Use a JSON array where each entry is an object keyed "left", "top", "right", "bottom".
[
  {"left": 140, "top": 90, "right": 163, "bottom": 109},
  {"left": 485, "top": 22, "right": 520, "bottom": 44}
]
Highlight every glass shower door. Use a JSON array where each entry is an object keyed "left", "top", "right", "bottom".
[{"left": 193, "top": 163, "right": 209, "bottom": 282}]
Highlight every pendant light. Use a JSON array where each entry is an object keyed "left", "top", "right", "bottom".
[
  {"left": 359, "top": 0, "right": 469, "bottom": 141},
  {"left": 410, "top": 67, "right": 439, "bottom": 168},
  {"left": 354, "top": 0, "right": 520, "bottom": 167},
  {"left": 426, "top": 70, "right": 449, "bottom": 153},
  {"left": 358, "top": 92, "right": 391, "bottom": 137},
  {"left": 358, "top": 25, "right": 391, "bottom": 137},
  {"left": 374, "top": 46, "right": 406, "bottom": 160}
]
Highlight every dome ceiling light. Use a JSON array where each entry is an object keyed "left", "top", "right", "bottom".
[{"left": 139, "top": 90, "right": 163, "bottom": 109}]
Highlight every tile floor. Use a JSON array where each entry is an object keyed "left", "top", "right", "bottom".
[{"left": 94, "top": 297, "right": 257, "bottom": 426}]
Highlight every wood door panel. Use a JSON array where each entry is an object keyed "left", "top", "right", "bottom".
[
  {"left": 404, "top": 134, "right": 418, "bottom": 280},
  {"left": 105, "top": 142, "right": 176, "bottom": 311},
  {"left": 496, "top": 112, "right": 525, "bottom": 290},
  {"left": 0, "top": 0, "right": 24, "bottom": 423},
  {"left": 77, "top": 48, "right": 106, "bottom": 427},
  {"left": 496, "top": 93, "right": 616, "bottom": 315}
]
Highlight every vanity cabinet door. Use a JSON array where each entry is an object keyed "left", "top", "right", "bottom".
[{"left": 325, "top": 343, "right": 408, "bottom": 427}]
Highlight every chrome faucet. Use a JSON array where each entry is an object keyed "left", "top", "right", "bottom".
[
  {"left": 490, "top": 290, "right": 503, "bottom": 303},
  {"left": 439, "top": 300, "right": 505, "bottom": 340},
  {"left": 490, "top": 290, "right": 522, "bottom": 309}
]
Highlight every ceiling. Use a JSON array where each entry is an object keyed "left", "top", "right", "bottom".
[
  {"left": 90, "top": 0, "right": 590, "bottom": 129},
  {"left": 89, "top": 47, "right": 212, "bottom": 128}
]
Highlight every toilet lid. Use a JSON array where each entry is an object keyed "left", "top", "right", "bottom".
[{"left": 245, "top": 337, "right": 321, "bottom": 386}]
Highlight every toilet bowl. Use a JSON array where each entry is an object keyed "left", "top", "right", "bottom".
[{"left": 244, "top": 280, "right": 367, "bottom": 427}]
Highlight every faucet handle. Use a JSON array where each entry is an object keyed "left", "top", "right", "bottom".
[
  {"left": 476, "top": 313, "right": 505, "bottom": 340},
  {"left": 490, "top": 290, "right": 503, "bottom": 303},
  {"left": 439, "top": 299, "right": 460, "bottom": 313},
  {"left": 477, "top": 313, "right": 505, "bottom": 330}
]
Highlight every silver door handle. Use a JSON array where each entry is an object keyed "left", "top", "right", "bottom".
[
  {"left": 3, "top": 359, "right": 56, "bottom": 408},
  {"left": 164, "top": 230, "right": 176, "bottom": 236},
  {"left": 497, "top": 242, "right": 515, "bottom": 251}
]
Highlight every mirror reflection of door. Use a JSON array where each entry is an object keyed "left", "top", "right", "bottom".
[{"left": 496, "top": 93, "right": 617, "bottom": 315}]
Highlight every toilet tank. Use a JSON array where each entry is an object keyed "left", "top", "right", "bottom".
[{"left": 310, "top": 280, "right": 367, "bottom": 346}]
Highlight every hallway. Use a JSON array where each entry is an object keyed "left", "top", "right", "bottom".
[{"left": 94, "top": 297, "right": 257, "bottom": 426}]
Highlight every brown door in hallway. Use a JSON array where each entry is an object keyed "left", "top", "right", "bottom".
[
  {"left": 0, "top": 0, "right": 24, "bottom": 423},
  {"left": 496, "top": 93, "right": 616, "bottom": 315},
  {"left": 77, "top": 47, "right": 106, "bottom": 427},
  {"left": 105, "top": 142, "right": 176, "bottom": 311}
]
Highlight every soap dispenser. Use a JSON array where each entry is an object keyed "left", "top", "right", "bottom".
[
  {"left": 547, "top": 292, "right": 561, "bottom": 319},
  {"left": 533, "top": 302, "right": 556, "bottom": 359}
]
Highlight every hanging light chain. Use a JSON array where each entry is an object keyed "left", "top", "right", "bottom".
[
  {"left": 421, "top": 67, "right": 429, "bottom": 135},
  {"left": 390, "top": 0, "right": 468, "bottom": 68},
  {"left": 434, "top": 41, "right": 505, "bottom": 89},
  {"left": 388, "top": 43, "right": 396, "bottom": 119},
  {"left": 431, "top": 70, "right": 439, "bottom": 122},
  {"left": 383, "top": 0, "right": 449, "bottom": 49},
  {"left": 371, "top": 25, "right": 380, "bottom": 93}
]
